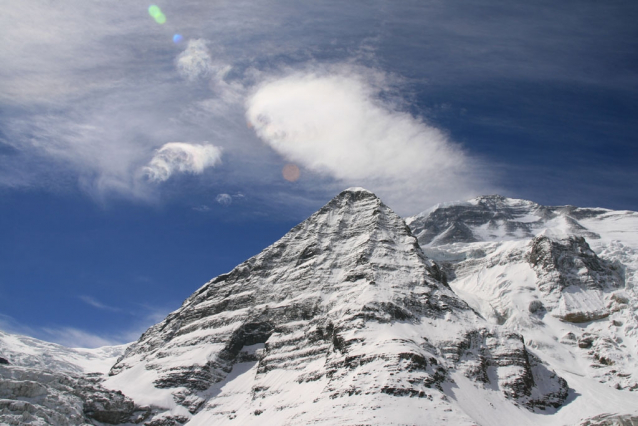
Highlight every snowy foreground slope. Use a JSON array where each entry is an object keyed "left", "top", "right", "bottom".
[{"left": 2, "top": 189, "right": 638, "bottom": 425}]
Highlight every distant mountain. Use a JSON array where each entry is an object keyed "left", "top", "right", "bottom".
[
  {"left": 0, "top": 330, "right": 127, "bottom": 375},
  {"left": 2, "top": 189, "right": 638, "bottom": 425},
  {"left": 406, "top": 194, "right": 613, "bottom": 247}
]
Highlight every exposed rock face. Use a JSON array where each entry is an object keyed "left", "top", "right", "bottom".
[
  {"left": 529, "top": 235, "right": 623, "bottom": 322},
  {"left": 449, "top": 330, "right": 568, "bottom": 410},
  {"left": 0, "top": 364, "right": 137, "bottom": 425},
  {"left": 107, "top": 188, "right": 567, "bottom": 425}
]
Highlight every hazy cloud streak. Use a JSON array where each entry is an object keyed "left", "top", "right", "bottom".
[{"left": 78, "top": 295, "right": 120, "bottom": 312}]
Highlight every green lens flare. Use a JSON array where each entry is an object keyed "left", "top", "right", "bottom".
[{"left": 148, "top": 5, "right": 166, "bottom": 24}]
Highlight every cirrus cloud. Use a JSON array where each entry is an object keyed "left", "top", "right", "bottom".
[{"left": 144, "top": 142, "right": 222, "bottom": 182}]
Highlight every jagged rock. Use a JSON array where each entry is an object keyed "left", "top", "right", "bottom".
[
  {"left": 408, "top": 196, "right": 638, "bottom": 398},
  {"left": 529, "top": 300, "right": 545, "bottom": 314},
  {"left": 450, "top": 329, "right": 568, "bottom": 410}
]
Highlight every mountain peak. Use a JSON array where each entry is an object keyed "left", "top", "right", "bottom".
[
  {"left": 328, "top": 186, "right": 379, "bottom": 206},
  {"left": 104, "top": 190, "right": 569, "bottom": 424},
  {"left": 342, "top": 186, "right": 374, "bottom": 194}
]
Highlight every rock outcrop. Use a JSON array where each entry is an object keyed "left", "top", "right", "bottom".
[{"left": 529, "top": 235, "right": 623, "bottom": 322}]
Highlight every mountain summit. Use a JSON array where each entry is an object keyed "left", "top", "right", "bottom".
[{"left": 105, "top": 188, "right": 567, "bottom": 425}]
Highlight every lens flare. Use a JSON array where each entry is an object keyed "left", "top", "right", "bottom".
[
  {"left": 148, "top": 5, "right": 166, "bottom": 24},
  {"left": 173, "top": 34, "right": 183, "bottom": 43},
  {"left": 282, "top": 164, "right": 300, "bottom": 182}
]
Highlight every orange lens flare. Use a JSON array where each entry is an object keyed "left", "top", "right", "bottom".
[{"left": 282, "top": 164, "right": 300, "bottom": 182}]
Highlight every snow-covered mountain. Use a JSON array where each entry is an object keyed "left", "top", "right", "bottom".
[
  {"left": 2, "top": 190, "right": 638, "bottom": 425},
  {"left": 0, "top": 330, "right": 127, "bottom": 375}
]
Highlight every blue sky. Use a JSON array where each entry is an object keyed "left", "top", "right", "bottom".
[{"left": 1, "top": 0, "right": 637, "bottom": 347}]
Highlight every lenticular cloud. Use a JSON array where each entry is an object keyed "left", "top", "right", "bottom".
[
  {"left": 245, "top": 70, "right": 490, "bottom": 211},
  {"left": 144, "top": 142, "right": 222, "bottom": 182}
]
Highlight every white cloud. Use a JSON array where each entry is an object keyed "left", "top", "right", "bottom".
[
  {"left": 144, "top": 142, "right": 222, "bottom": 182},
  {"left": 216, "top": 193, "right": 233, "bottom": 206},
  {"left": 176, "top": 39, "right": 220, "bottom": 82},
  {"left": 246, "top": 69, "right": 493, "bottom": 212}
]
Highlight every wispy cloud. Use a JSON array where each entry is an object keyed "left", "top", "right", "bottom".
[
  {"left": 78, "top": 295, "right": 120, "bottom": 312},
  {"left": 144, "top": 142, "right": 223, "bottom": 182},
  {"left": 0, "top": 312, "right": 117, "bottom": 348},
  {"left": 0, "top": 302, "right": 177, "bottom": 349},
  {"left": 176, "top": 39, "right": 219, "bottom": 82},
  {"left": 41, "top": 327, "right": 119, "bottom": 349},
  {"left": 216, "top": 193, "right": 233, "bottom": 206},
  {"left": 1, "top": 0, "right": 631, "bottom": 211}
]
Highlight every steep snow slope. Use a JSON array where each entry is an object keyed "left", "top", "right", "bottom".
[
  {"left": 408, "top": 196, "right": 638, "bottom": 422},
  {"left": 106, "top": 188, "right": 568, "bottom": 426}
]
